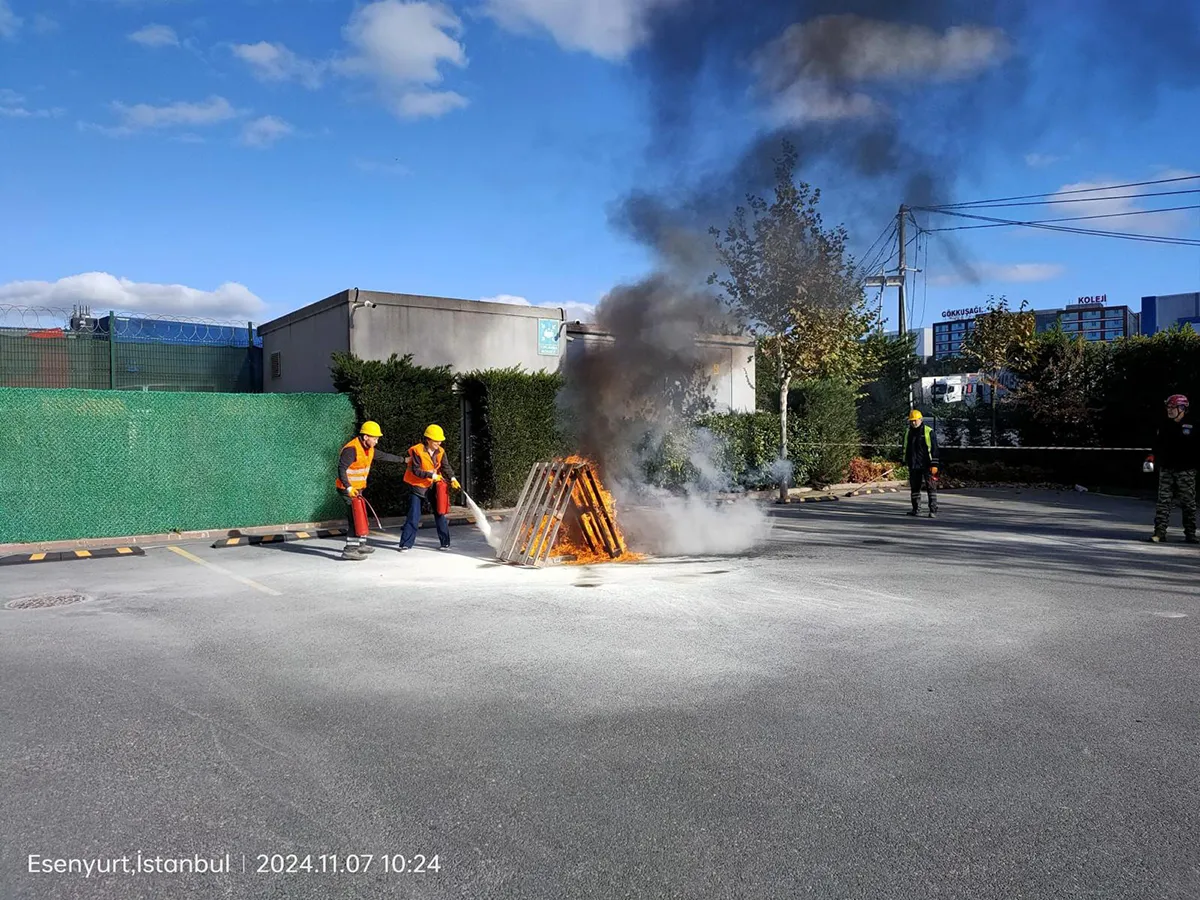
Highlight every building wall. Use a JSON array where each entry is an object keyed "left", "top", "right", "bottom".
[
  {"left": 348, "top": 291, "right": 564, "bottom": 374},
  {"left": 881, "top": 327, "right": 934, "bottom": 360},
  {"left": 259, "top": 293, "right": 350, "bottom": 393},
  {"left": 563, "top": 325, "right": 757, "bottom": 413},
  {"left": 1059, "top": 304, "right": 1136, "bottom": 341},
  {"left": 1141, "top": 293, "right": 1200, "bottom": 335},
  {"left": 932, "top": 319, "right": 976, "bottom": 358}
]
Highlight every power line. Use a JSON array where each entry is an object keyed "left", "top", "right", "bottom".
[
  {"left": 921, "top": 173, "right": 1200, "bottom": 211},
  {"left": 916, "top": 187, "right": 1200, "bottom": 211},
  {"left": 860, "top": 220, "right": 897, "bottom": 275},
  {"left": 922, "top": 203, "right": 1200, "bottom": 232},
  {"left": 914, "top": 208, "right": 1200, "bottom": 246}
]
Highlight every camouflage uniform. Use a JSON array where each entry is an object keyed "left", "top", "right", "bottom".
[
  {"left": 1154, "top": 470, "right": 1197, "bottom": 539},
  {"left": 1150, "top": 408, "right": 1197, "bottom": 540}
]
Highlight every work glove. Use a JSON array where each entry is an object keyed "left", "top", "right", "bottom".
[
  {"left": 450, "top": 478, "right": 461, "bottom": 491},
  {"left": 346, "top": 485, "right": 359, "bottom": 498},
  {"left": 930, "top": 466, "right": 939, "bottom": 477},
  {"left": 1143, "top": 456, "right": 1155, "bottom": 474},
  {"left": 432, "top": 473, "right": 442, "bottom": 482}
]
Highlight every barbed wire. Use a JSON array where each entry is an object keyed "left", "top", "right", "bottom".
[{"left": 0, "top": 304, "right": 260, "bottom": 347}]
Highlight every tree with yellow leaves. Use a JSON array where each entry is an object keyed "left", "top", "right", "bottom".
[{"left": 710, "top": 140, "right": 877, "bottom": 502}]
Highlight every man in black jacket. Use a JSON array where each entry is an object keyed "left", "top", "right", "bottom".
[
  {"left": 903, "top": 409, "right": 939, "bottom": 518},
  {"left": 1146, "top": 394, "right": 1197, "bottom": 543}
]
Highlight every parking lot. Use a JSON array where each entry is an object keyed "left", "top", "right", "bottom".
[{"left": 2, "top": 489, "right": 1197, "bottom": 899}]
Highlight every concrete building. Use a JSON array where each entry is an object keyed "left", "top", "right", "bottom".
[
  {"left": 931, "top": 299, "right": 1140, "bottom": 360},
  {"left": 879, "top": 327, "right": 934, "bottom": 361},
  {"left": 564, "top": 323, "right": 756, "bottom": 414},
  {"left": 1140, "top": 292, "right": 1200, "bottom": 335},
  {"left": 258, "top": 289, "right": 570, "bottom": 393},
  {"left": 1057, "top": 302, "right": 1139, "bottom": 342},
  {"left": 932, "top": 317, "right": 977, "bottom": 359},
  {"left": 258, "top": 289, "right": 756, "bottom": 413}
]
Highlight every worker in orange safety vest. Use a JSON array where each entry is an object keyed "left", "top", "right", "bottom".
[
  {"left": 336, "top": 420, "right": 404, "bottom": 561},
  {"left": 398, "top": 423, "right": 460, "bottom": 552}
]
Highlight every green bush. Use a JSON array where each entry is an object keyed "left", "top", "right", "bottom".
[
  {"left": 331, "top": 352, "right": 460, "bottom": 515},
  {"left": 791, "top": 378, "right": 859, "bottom": 485},
  {"left": 460, "top": 367, "right": 566, "bottom": 506}
]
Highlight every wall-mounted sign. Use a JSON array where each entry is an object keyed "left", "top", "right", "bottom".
[
  {"left": 1076, "top": 294, "right": 1107, "bottom": 305},
  {"left": 537, "top": 318, "right": 561, "bottom": 356},
  {"left": 941, "top": 306, "right": 985, "bottom": 320}
]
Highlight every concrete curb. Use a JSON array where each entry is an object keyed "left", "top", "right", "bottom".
[
  {"left": 0, "top": 509, "right": 514, "bottom": 557},
  {"left": 0, "top": 546, "right": 146, "bottom": 567}
]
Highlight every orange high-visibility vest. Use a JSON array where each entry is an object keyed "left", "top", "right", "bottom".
[
  {"left": 403, "top": 443, "right": 444, "bottom": 490},
  {"left": 335, "top": 438, "right": 375, "bottom": 491}
]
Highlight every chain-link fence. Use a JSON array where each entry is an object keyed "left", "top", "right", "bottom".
[
  {"left": 0, "top": 388, "right": 356, "bottom": 544},
  {"left": 0, "top": 305, "right": 263, "bottom": 392}
]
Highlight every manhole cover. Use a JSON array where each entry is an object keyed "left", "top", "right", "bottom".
[{"left": 4, "top": 593, "right": 91, "bottom": 610}]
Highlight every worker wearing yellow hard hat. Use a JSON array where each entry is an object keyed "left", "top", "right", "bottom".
[
  {"left": 335, "top": 420, "right": 404, "bottom": 561},
  {"left": 902, "top": 409, "right": 940, "bottom": 518},
  {"left": 399, "top": 423, "right": 460, "bottom": 552}
]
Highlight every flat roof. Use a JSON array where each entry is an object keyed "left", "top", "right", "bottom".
[{"left": 258, "top": 289, "right": 567, "bottom": 334}]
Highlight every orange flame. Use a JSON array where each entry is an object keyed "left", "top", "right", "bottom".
[{"left": 546, "top": 456, "right": 644, "bottom": 565}]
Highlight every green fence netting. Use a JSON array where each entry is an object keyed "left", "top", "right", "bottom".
[
  {"left": 0, "top": 312, "right": 262, "bottom": 393},
  {"left": 0, "top": 388, "right": 356, "bottom": 544}
]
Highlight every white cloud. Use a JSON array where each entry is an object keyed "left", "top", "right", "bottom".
[
  {"left": 389, "top": 88, "right": 467, "bottom": 118},
  {"left": 1048, "top": 173, "right": 1198, "bottom": 235},
  {"left": 334, "top": 0, "right": 469, "bottom": 119},
  {"left": 241, "top": 114, "right": 293, "bottom": 148},
  {"left": 760, "top": 15, "right": 1010, "bottom": 124},
  {"left": 232, "top": 41, "right": 325, "bottom": 89},
  {"left": 230, "top": 1, "right": 469, "bottom": 121},
  {"left": 484, "top": 0, "right": 675, "bottom": 61},
  {"left": 129, "top": 24, "right": 179, "bottom": 47},
  {"left": 931, "top": 262, "right": 1065, "bottom": 287},
  {"left": 0, "top": 273, "right": 266, "bottom": 320},
  {"left": 97, "top": 95, "right": 241, "bottom": 135},
  {"left": 0, "top": 0, "right": 21, "bottom": 38},
  {"left": 1024, "top": 153, "right": 1062, "bottom": 169},
  {"left": 478, "top": 293, "right": 596, "bottom": 322},
  {"left": 0, "top": 88, "right": 63, "bottom": 118}
]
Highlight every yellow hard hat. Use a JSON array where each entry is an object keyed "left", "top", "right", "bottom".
[
  {"left": 360, "top": 420, "right": 383, "bottom": 437},
  {"left": 908, "top": 409, "right": 924, "bottom": 421},
  {"left": 424, "top": 424, "right": 446, "bottom": 442}
]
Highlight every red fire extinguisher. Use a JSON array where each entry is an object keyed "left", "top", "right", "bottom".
[
  {"left": 433, "top": 478, "right": 450, "bottom": 516},
  {"left": 350, "top": 494, "right": 369, "bottom": 537}
]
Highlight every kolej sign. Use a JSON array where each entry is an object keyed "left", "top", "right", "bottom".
[
  {"left": 1075, "top": 294, "right": 1107, "bottom": 305},
  {"left": 941, "top": 306, "right": 985, "bottom": 320}
]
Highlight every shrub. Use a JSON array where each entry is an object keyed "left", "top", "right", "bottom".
[
  {"left": 460, "top": 367, "right": 566, "bottom": 506},
  {"left": 331, "top": 352, "right": 460, "bottom": 515},
  {"left": 791, "top": 378, "right": 859, "bottom": 485}
]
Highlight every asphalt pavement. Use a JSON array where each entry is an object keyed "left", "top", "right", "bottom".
[{"left": 1, "top": 489, "right": 1197, "bottom": 899}]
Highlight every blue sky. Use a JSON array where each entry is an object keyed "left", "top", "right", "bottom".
[{"left": 1, "top": 0, "right": 1198, "bottom": 330}]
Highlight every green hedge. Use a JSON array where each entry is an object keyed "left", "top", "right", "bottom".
[
  {"left": 331, "top": 352, "right": 460, "bottom": 516},
  {"left": 460, "top": 367, "right": 566, "bottom": 506}
]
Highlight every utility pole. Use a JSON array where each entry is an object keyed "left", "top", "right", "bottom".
[
  {"left": 897, "top": 204, "right": 908, "bottom": 337},
  {"left": 865, "top": 205, "right": 913, "bottom": 337}
]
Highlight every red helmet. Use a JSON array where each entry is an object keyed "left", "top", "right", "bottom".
[{"left": 1166, "top": 394, "right": 1189, "bottom": 408}]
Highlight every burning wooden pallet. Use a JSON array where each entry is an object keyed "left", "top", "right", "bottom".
[{"left": 495, "top": 458, "right": 628, "bottom": 567}]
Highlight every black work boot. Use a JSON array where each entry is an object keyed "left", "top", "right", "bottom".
[
  {"left": 928, "top": 508, "right": 938, "bottom": 519},
  {"left": 1149, "top": 531, "right": 1166, "bottom": 543}
]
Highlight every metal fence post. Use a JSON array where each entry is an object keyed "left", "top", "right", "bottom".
[{"left": 108, "top": 311, "right": 117, "bottom": 389}]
